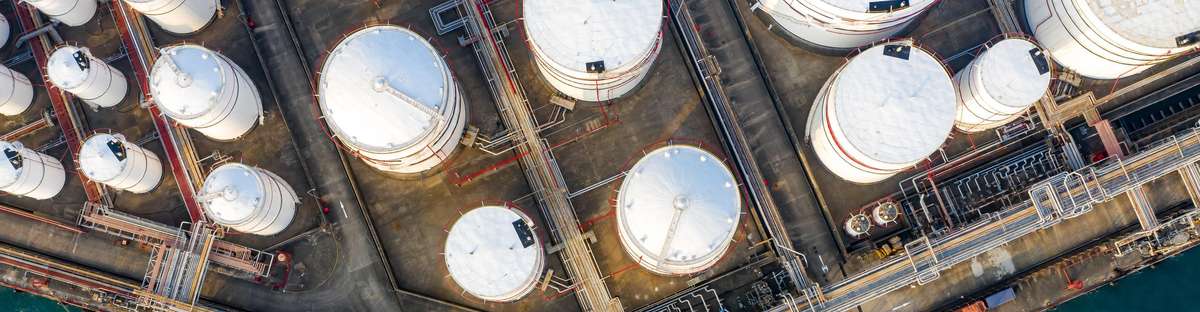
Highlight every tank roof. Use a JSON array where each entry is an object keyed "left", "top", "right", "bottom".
[
  {"left": 977, "top": 38, "right": 1052, "bottom": 108},
  {"left": 150, "top": 44, "right": 228, "bottom": 119},
  {"left": 830, "top": 42, "right": 955, "bottom": 166},
  {"left": 0, "top": 141, "right": 23, "bottom": 187},
  {"left": 201, "top": 163, "right": 265, "bottom": 224},
  {"left": 444, "top": 205, "right": 542, "bottom": 301},
  {"left": 523, "top": 0, "right": 662, "bottom": 73},
  {"left": 78, "top": 133, "right": 130, "bottom": 182},
  {"left": 1086, "top": 0, "right": 1200, "bottom": 49},
  {"left": 617, "top": 145, "right": 740, "bottom": 274},
  {"left": 318, "top": 25, "right": 452, "bottom": 153},
  {"left": 46, "top": 45, "right": 91, "bottom": 89}
]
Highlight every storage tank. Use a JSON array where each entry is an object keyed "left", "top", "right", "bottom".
[
  {"left": 845, "top": 213, "right": 871, "bottom": 237},
  {"left": 616, "top": 145, "right": 741, "bottom": 276},
  {"left": 24, "top": 0, "right": 97, "bottom": 27},
  {"left": 0, "top": 65, "right": 34, "bottom": 116},
  {"left": 954, "top": 38, "right": 1051, "bottom": 133},
  {"left": 0, "top": 15, "right": 10, "bottom": 49},
  {"left": 199, "top": 163, "right": 297, "bottom": 236},
  {"left": 523, "top": 0, "right": 663, "bottom": 102},
  {"left": 759, "top": 0, "right": 940, "bottom": 49},
  {"left": 150, "top": 44, "right": 262, "bottom": 141},
  {"left": 122, "top": 0, "right": 217, "bottom": 34},
  {"left": 1025, "top": 0, "right": 1200, "bottom": 79},
  {"left": 0, "top": 141, "right": 66, "bottom": 199},
  {"left": 806, "top": 41, "right": 956, "bottom": 184},
  {"left": 78, "top": 133, "right": 163, "bottom": 194},
  {"left": 444, "top": 205, "right": 544, "bottom": 302},
  {"left": 47, "top": 45, "right": 128, "bottom": 108},
  {"left": 872, "top": 201, "right": 900, "bottom": 226},
  {"left": 317, "top": 25, "right": 467, "bottom": 174}
]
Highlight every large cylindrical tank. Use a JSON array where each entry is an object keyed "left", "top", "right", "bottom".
[
  {"left": 616, "top": 145, "right": 741, "bottom": 276},
  {"left": 523, "top": 0, "right": 663, "bottom": 102},
  {"left": 150, "top": 44, "right": 262, "bottom": 141},
  {"left": 78, "top": 133, "right": 162, "bottom": 194},
  {"left": 806, "top": 41, "right": 956, "bottom": 184},
  {"left": 954, "top": 38, "right": 1052, "bottom": 133},
  {"left": 0, "top": 65, "right": 34, "bottom": 116},
  {"left": 47, "top": 45, "right": 128, "bottom": 108},
  {"left": 759, "top": 0, "right": 940, "bottom": 49},
  {"left": 200, "top": 163, "right": 297, "bottom": 236},
  {"left": 444, "top": 205, "right": 544, "bottom": 302},
  {"left": 0, "top": 15, "right": 10, "bottom": 49},
  {"left": 1025, "top": 0, "right": 1200, "bottom": 79},
  {"left": 317, "top": 25, "right": 467, "bottom": 174},
  {"left": 0, "top": 141, "right": 66, "bottom": 199},
  {"left": 122, "top": 0, "right": 217, "bottom": 35},
  {"left": 24, "top": 0, "right": 97, "bottom": 27}
]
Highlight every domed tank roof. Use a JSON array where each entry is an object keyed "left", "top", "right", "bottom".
[
  {"left": 444, "top": 205, "right": 543, "bottom": 302},
  {"left": 318, "top": 25, "right": 451, "bottom": 153},
  {"left": 0, "top": 141, "right": 25, "bottom": 186},
  {"left": 78, "top": 133, "right": 130, "bottom": 182},
  {"left": 47, "top": 46, "right": 92, "bottom": 89},
  {"left": 200, "top": 163, "right": 265, "bottom": 224},
  {"left": 1084, "top": 0, "right": 1200, "bottom": 49},
  {"left": 523, "top": 0, "right": 663, "bottom": 72},
  {"left": 976, "top": 38, "right": 1052, "bottom": 108},
  {"left": 150, "top": 45, "right": 227, "bottom": 119},
  {"left": 830, "top": 42, "right": 955, "bottom": 166},
  {"left": 616, "top": 145, "right": 741, "bottom": 275}
]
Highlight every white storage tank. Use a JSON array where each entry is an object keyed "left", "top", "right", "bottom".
[
  {"left": 200, "top": 163, "right": 297, "bottom": 236},
  {"left": 845, "top": 213, "right": 871, "bottom": 237},
  {"left": 806, "top": 41, "right": 956, "bottom": 184},
  {"left": 523, "top": 0, "right": 663, "bottom": 102},
  {"left": 150, "top": 44, "right": 262, "bottom": 141},
  {"left": 1025, "top": 0, "right": 1200, "bottom": 79},
  {"left": 317, "top": 25, "right": 467, "bottom": 174},
  {"left": 954, "top": 38, "right": 1052, "bottom": 133},
  {"left": 444, "top": 205, "right": 544, "bottom": 302},
  {"left": 759, "top": 0, "right": 940, "bottom": 49},
  {"left": 47, "top": 45, "right": 128, "bottom": 108},
  {"left": 0, "top": 65, "right": 34, "bottom": 116},
  {"left": 0, "top": 141, "right": 66, "bottom": 200},
  {"left": 78, "top": 133, "right": 163, "bottom": 194},
  {"left": 122, "top": 0, "right": 217, "bottom": 35},
  {"left": 616, "top": 145, "right": 741, "bottom": 276},
  {"left": 0, "top": 15, "right": 10, "bottom": 49},
  {"left": 24, "top": 0, "right": 97, "bottom": 27}
]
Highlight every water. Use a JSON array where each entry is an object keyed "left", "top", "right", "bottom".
[
  {"left": 0, "top": 287, "right": 80, "bottom": 312},
  {"left": 1056, "top": 246, "right": 1200, "bottom": 311}
]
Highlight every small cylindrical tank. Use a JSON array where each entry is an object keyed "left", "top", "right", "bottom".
[
  {"left": 150, "top": 44, "right": 262, "bottom": 141},
  {"left": 317, "top": 25, "right": 467, "bottom": 174},
  {"left": 807, "top": 41, "right": 956, "bottom": 184},
  {"left": 954, "top": 38, "right": 1052, "bottom": 133},
  {"left": 47, "top": 45, "right": 128, "bottom": 108},
  {"left": 444, "top": 205, "right": 545, "bottom": 302},
  {"left": 200, "top": 163, "right": 297, "bottom": 236},
  {"left": 0, "top": 15, "right": 10, "bottom": 49},
  {"left": 78, "top": 133, "right": 163, "bottom": 194},
  {"left": 0, "top": 65, "right": 34, "bottom": 116},
  {"left": 845, "top": 213, "right": 871, "bottom": 237},
  {"left": 0, "top": 141, "right": 66, "bottom": 199},
  {"left": 24, "top": 0, "right": 97, "bottom": 27},
  {"left": 1025, "top": 0, "right": 1200, "bottom": 79},
  {"left": 617, "top": 145, "right": 741, "bottom": 276},
  {"left": 872, "top": 201, "right": 900, "bottom": 226},
  {"left": 523, "top": 0, "right": 663, "bottom": 102},
  {"left": 759, "top": 0, "right": 940, "bottom": 49},
  {"left": 122, "top": 0, "right": 217, "bottom": 35}
]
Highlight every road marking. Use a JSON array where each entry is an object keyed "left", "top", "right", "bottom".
[{"left": 339, "top": 201, "right": 348, "bottom": 219}]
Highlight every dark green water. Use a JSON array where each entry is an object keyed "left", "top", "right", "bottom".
[
  {"left": 0, "top": 287, "right": 79, "bottom": 311},
  {"left": 1056, "top": 246, "right": 1200, "bottom": 311}
]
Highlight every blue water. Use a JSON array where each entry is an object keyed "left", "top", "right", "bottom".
[
  {"left": 0, "top": 287, "right": 79, "bottom": 312},
  {"left": 1056, "top": 246, "right": 1200, "bottom": 311}
]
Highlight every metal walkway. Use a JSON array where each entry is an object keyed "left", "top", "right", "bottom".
[{"left": 462, "top": 1, "right": 615, "bottom": 310}]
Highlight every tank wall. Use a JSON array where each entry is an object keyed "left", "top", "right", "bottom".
[
  {"left": 124, "top": 0, "right": 217, "bottom": 34},
  {"left": 27, "top": 0, "right": 97, "bottom": 27},
  {"left": 953, "top": 55, "right": 1038, "bottom": 133},
  {"left": 0, "top": 148, "right": 66, "bottom": 200},
  {"left": 0, "top": 66, "right": 34, "bottom": 116},
  {"left": 88, "top": 141, "right": 163, "bottom": 194},
  {"left": 529, "top": 33, "right": 662, "bottom": 102},
  {"left": 759, "top": 0, "right": 931, "bottom": 49},
  {"left": 0, "top": 16, "right": 10, "bottom": 49},
  {"left": 210, "top": 166, "right": 296, "bottom": 236}
]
